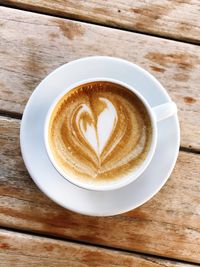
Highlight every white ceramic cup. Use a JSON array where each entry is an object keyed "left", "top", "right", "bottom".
[{"left": 44, "top": 77, "right": 177, "bottom": 191}]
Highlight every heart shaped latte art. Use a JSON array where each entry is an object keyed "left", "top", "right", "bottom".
[
  {"left": 49, "top": 82, "right": 152, "bottom": 183},
  {"left": 77, "top": 98, "right": 117, "bottom": 158}
]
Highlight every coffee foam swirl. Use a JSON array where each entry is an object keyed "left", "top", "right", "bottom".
[{"left": 48, "top": 82, "right": 152, "bottom": 184}]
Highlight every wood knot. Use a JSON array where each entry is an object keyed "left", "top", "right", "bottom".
[
  {"left": 184, "top": 96, "right": 196, "bottom": 104},
  {"left": 52, "top": 19, "right": 85, "bottom": 40}
]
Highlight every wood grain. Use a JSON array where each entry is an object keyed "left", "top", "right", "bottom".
[
  {"left": 0, "top": 7, "right": 200, "bottom": 150},
  {"left": 1, "top": 0, "right": 200, "bottom": 44},
  {"left": 0, "top": 117, "right": 200, "bottom": 263},
  {"left": 0, "top": 229, "right": 196, "bottom": 267}
]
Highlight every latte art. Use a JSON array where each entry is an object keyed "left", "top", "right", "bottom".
[
  {"left": 48, "top": 81, "right": 152, "bottom": 184},
  {"left": 76, "top": 97, "right": 117, "bottom": 157}
]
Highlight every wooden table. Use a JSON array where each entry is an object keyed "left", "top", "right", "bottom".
[{"left": 0, "top": 1, "right": 200, "bottom": 266}]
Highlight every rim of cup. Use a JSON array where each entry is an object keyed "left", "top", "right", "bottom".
[{"left": 44, "top": 77, "right": 157, "bottom": 191}]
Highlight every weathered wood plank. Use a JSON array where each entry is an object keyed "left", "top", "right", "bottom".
[
  {"left": 0, "top": 117, "right": 200, "bottom": 263},
  {"left": 0, "top": 229, "right": 196, "bottom": 267},
  {"left": 0, "top": 7, "right": 199, "bottom": 149},
  {"left": 1, "top": 0, "right": 200, "bottom": 43}
]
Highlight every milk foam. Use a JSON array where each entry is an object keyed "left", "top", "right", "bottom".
[
  {"left": 48, "top": 81, "right": 152, "bottom": 184},
  {"left": 76, "top": 98, "right": 118, "bottom": 157}
]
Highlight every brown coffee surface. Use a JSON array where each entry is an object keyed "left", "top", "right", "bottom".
[{"left": 48, "top": 81, "right": 152, "bottom": 184}]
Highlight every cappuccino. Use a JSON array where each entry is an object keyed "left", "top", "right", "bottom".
[{"left": 48, "top": 81, "right": 152, "bottom": 185}]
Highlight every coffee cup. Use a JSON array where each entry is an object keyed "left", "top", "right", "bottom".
[{"left": 44, "top": 78, "right": 177, "bottom": 191}]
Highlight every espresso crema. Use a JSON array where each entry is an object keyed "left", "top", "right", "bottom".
[{"left": 48, "top": 81, "right": 152, "bottom": 184}]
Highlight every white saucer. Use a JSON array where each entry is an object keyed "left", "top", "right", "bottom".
[{"left": 20, "top": 56, "right": 180, "bottom": 216}]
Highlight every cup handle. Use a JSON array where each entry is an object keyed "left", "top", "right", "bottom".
[{"left": 152, "top": 102, "right": 177, "bottom": 122}]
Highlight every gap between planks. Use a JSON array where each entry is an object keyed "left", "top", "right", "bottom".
[
  {"left": 0, "top": 113, "right": 199, "bottom": 155},
  {"left": 0, "top": 2, "right": 200, "bottom": 47}
]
